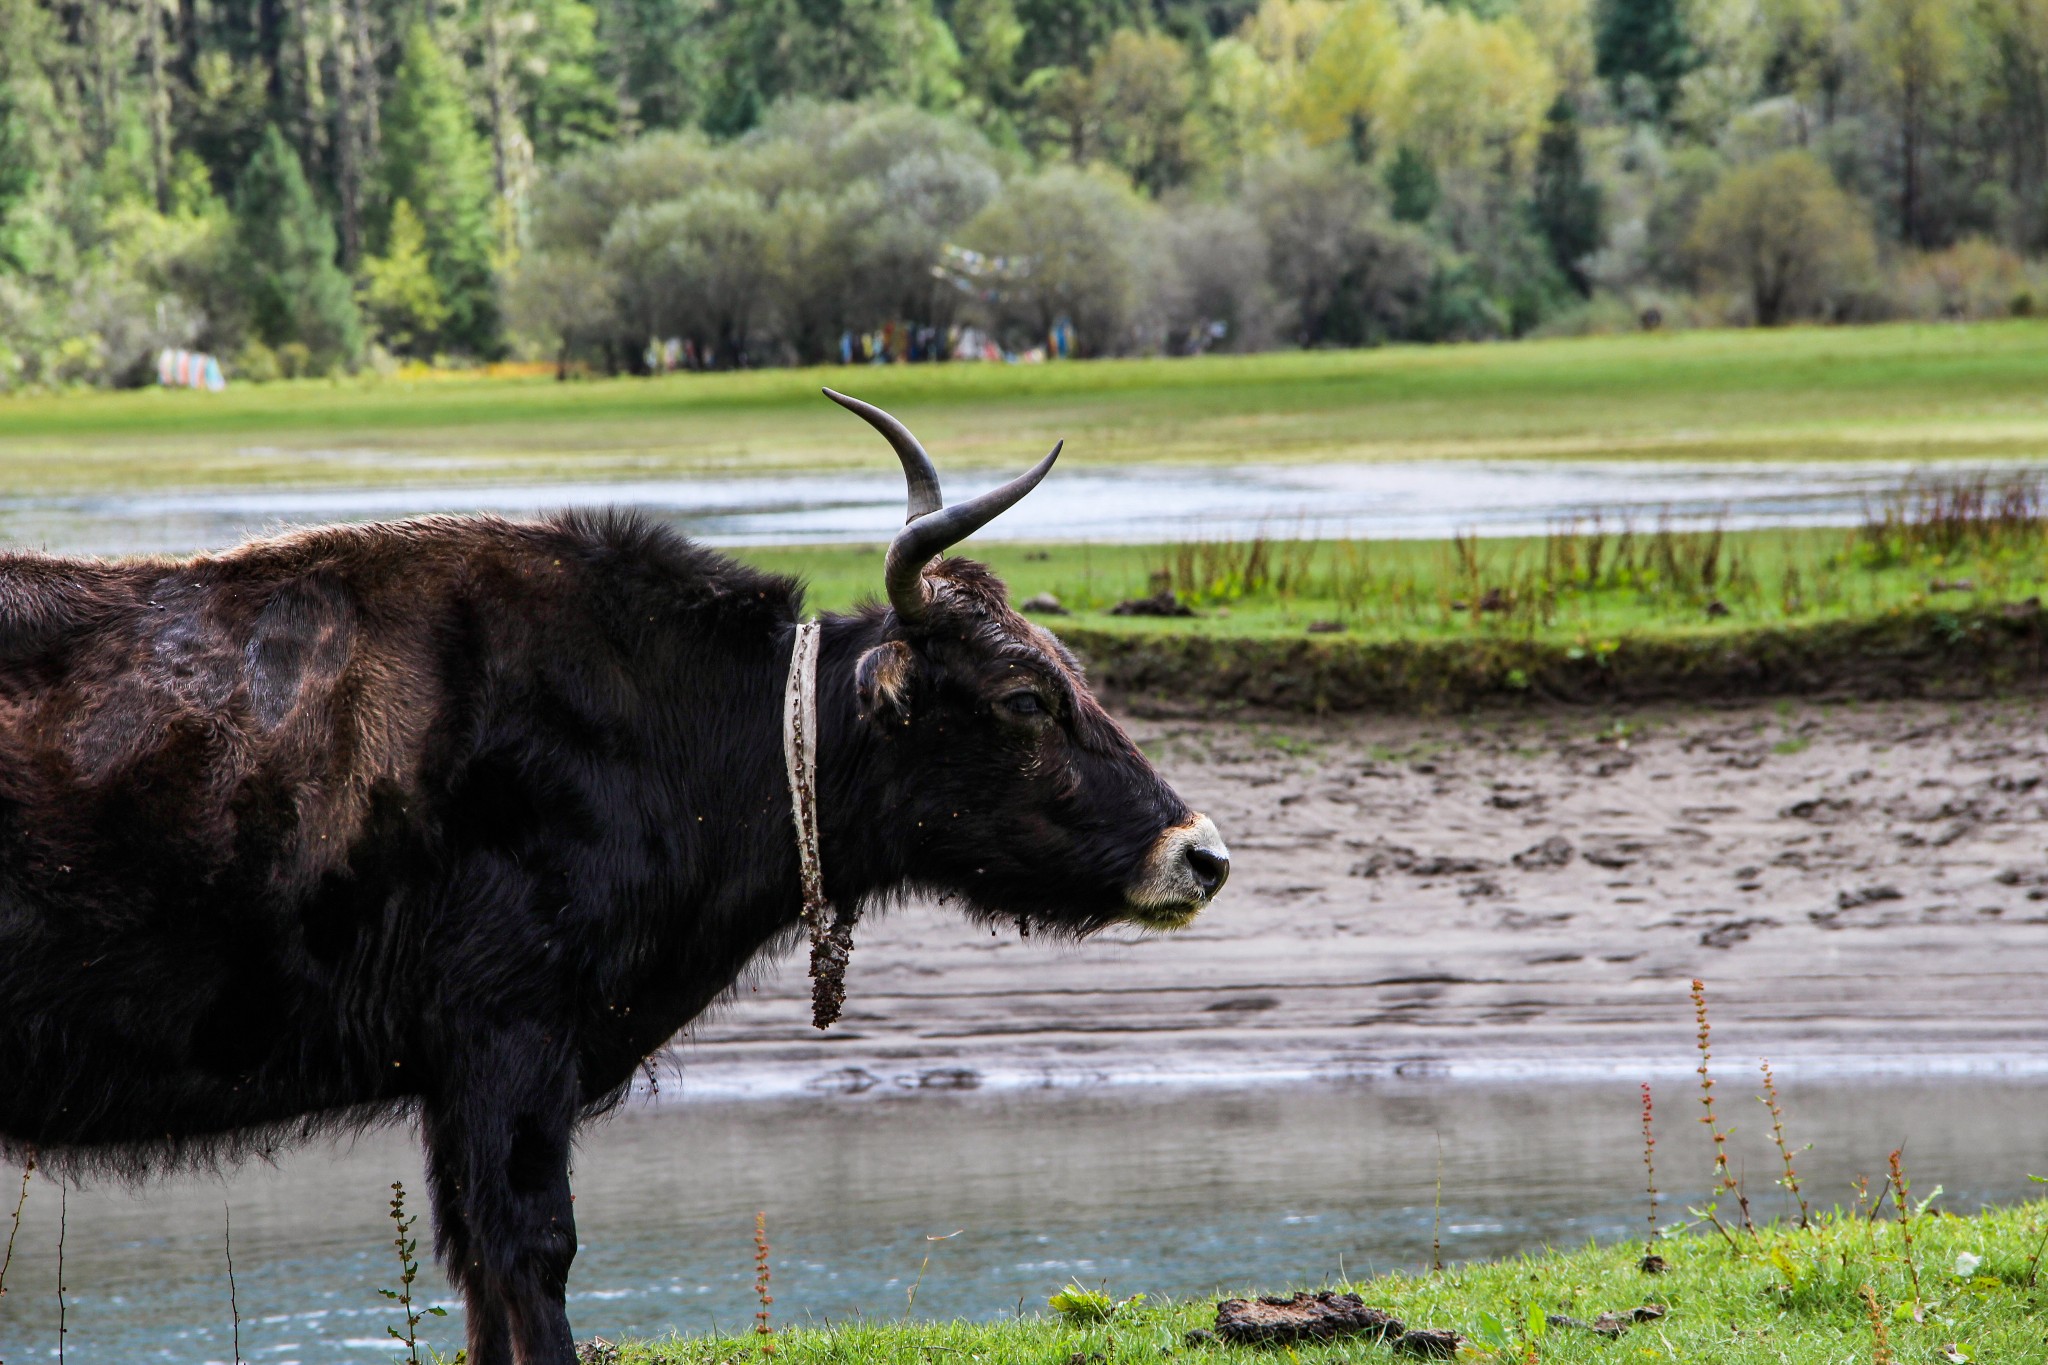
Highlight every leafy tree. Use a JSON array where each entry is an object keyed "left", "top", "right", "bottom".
[
  {"left": 1978, "top": 0, "right": 2048, "bottom": 249},
  {"left": 1594, "top": 0, "right": 1694, "bottom": 119},
  {"left": 963, "top": 166, "right": 1147, "bottom": 353},
  {"left": 701, "top": 0, "right": 961, "bottom": 135},
  {"left": 506, "top": 249, "right": 620, "bottom": 374},
  {"left": 1247, "top": 145, "right": 1431, "bottom": 345},
  {"left": 1013, "top": 0, "right": 1144, "bottom": 73},
  {"left": 1088, "top": 29, "right": 1203, "bottom": 192},
  {"left": 599, "top": 0, "right": 712, "bottom": 131},
  {"left": 1283, "top": 0, "right": 1400, "bottom": 156},
  {"left": 951, "top": 0, "right": 1028, "bottom": 124},
  {"left": 1530, "top": 94, "right": 1601, "bottom": 292},
  {"left": 1855, "top": 0, "right": 1965, "bottom": 245},
  {"left": 358, "top": 199, "right": 448, "bottom": 357},
  {"left": 601, "top": 184, "right": 777, "bottom": 363},
  {"left": 1023, "top": 64, "right": 1098, "bottom": 162},
  {"left": 1686, "top": 149, "right": 1877, "bottom": 323},
  {"left": 1158, "top": 200, "right": 1279, "bottom": 350},
  {"left": 234, "top": 124, "right": 363, "bottom": 372},
  {"left": 179, "top": 50, "right": 272, "bottom": 199},
  {"left": 380, "top": 24, "right": 501, "bottom": 355},
  {"left": 1758, "top": 0, "right": 1845, "bottom": 107},
  {"left": 523, "top": 0, "right": 622, "bottom": 159},
  {"left": 1388, "top": 10, "right": 1557, "bottom": 178}
]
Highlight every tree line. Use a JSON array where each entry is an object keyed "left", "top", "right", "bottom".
[{"left": 2, "top": 0, "right": 2046, "bottom": 386}]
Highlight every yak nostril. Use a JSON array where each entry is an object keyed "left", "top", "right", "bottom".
[{"left": 1184, "top": 845, "right": 1230, "bottom": 896}]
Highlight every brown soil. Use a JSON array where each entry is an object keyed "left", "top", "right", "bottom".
[{"left": 670, "top": 696, "right": 2048, "bottom": 1096}]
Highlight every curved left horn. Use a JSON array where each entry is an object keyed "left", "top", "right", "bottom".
[
  {"left": 822, "top": 387, "right": 943, "bottom": 521},
  {"left": 823, "top": 389, "right": 1062, "bottom": 623}
]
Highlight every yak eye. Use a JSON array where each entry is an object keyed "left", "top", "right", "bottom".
[{"left": 1000, "top": 690, "right": 1045, "bottom": 718}]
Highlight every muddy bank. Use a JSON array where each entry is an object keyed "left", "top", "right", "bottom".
[
  {"left": 665, "top": 695, "right": 2048, "bottom": 1097},
  {"left": 1058, "top": 604, "right": 2048, "bottom": 715}
]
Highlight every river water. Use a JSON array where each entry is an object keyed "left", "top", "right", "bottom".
[
  {"left": 3, "top": 1076, "right": 2046, "bottom": 1362},
  {"left": 1, "top": 458, "right": 2029, "bottom": 558}
]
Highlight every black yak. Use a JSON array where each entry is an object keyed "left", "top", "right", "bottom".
[{"left": 0, "top": 390, "right": 1228, "bottom": 1364}]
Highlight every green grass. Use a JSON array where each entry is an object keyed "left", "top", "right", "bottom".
[
  {"left": 9, "top": 321, "right": 2048, "bottom": 496},
  {"left": 736, "top": 514, "right": 2048, "bottom": 646},
  {"left": 612, "top": 1201, "right": 2048, "bottom": 1363}
]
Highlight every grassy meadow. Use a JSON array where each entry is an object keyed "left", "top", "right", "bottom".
[
  {"left": 745, "top": 477, "right": 2048, "bottom": 647},
  {"left": 6, "top": 322, "right": 2048, "bottom": 496},
  {"left": 610, "top": 1200, "right": 2048, "bottom": 1363}
]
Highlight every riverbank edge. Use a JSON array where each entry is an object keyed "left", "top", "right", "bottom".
[
  {"left": 1060, "top": 602, "right": 2048, "bottom": 714},
  {"left": 609, "top": 1200, "right": 2048, "bottom": 1363}
]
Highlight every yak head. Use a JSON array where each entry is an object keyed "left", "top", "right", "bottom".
[{"left": 822, "top": 389, "right": 1229, "bottom": 935}]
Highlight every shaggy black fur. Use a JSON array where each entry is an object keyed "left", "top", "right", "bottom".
[{"left": 0, "top": 511, "right": 1203, "bottom": 1364}]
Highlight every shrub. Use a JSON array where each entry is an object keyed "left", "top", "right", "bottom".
[
  {"left": 1685, "top": 150, "right": 1878, "bottom": 324},
  {"left": 1894, "top": 237, "right": 2033, "bottom": 320}
]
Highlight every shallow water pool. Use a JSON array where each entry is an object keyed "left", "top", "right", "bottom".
[
  {"left": 0, "top": 457, "right": 2025, "bottom": 558},
  {"left": 2, "top": 1076, "right": 2045, "bottom": 1362}
]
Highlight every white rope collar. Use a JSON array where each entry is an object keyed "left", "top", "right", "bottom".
[{"left": 783, "top": 620, "right": 852, "bottom": 1029}]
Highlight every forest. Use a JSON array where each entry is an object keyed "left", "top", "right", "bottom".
[{"left": 3, "top": 0, "right": 2047, "bottom": 385}]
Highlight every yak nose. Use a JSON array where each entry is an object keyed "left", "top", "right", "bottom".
[{"left": 1185, "top": 843, "right": 1230, "bottom": 897}]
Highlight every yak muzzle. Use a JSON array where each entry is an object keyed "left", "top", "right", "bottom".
[{"left": 1125, "top": 814, "right": 1230, "bottom": 928}]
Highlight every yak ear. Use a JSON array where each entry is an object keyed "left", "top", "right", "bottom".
[{"left": 855, "top": 639, "right": 917, "bottom": 724}]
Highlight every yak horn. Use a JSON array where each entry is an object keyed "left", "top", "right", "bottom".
[
  {"left": 824, "top": 388, "right": 1061, "bottom": 624},
  {"left": 823, "top": 388, "right": 943, "bottom": 522}
]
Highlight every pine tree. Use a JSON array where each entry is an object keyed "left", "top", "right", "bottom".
[
  {"left": 234, "top": 124, "right": 364, "bottom": 372},
  {"left": 1384, "top": 145, "right": 1438, "bottom": 224},
  {"left": 0, "top": 79, "right": 44, "bottom": 273},
  {"left": 1531, "top": 96, "right": 1602, "bottom": 294},
  {"left": 600, "top": 0, "right": 709, "bottom": 133},
  {"left": 379, "top": 23, "right": 501, "bottom": 356},
  {"left": 1594, "top": 0, "right": 1694, "bottom": 121}
]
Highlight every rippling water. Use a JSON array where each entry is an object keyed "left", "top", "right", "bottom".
[
  {"left": 4, "top": 1077, "right": 2046, "bottom": 1363},
  {"left": 0, "top": 458, "right": 2026, "bottom": 558}
]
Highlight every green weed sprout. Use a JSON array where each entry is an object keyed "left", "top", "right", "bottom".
[{"left": 1048, "top": 1284, "right": 1143, "bottom": 1323}]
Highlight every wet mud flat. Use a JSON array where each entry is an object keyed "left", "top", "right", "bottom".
[{"left": 668, "top": 695, "right": 2048, "bottom": 1098}]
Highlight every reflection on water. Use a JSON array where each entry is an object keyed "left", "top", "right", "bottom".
[
  {"left": 0, "top": 459, "right": 2025, "bottom": 558},
  {"left": 3, "top": 1077, "right": 2046, "bottom": 1362}
]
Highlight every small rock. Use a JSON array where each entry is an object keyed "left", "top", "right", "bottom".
[
  {"left": 1348, "top": 839, "right": 1418, "bottom": 877},
  {"left": 1020, "top": 592, "right": 1069, "bottom": 615},
  {"left": 1699, "top": 916, "right": 1776, "bottom": 949},
  {"left": 1410, "top": 854, "right": 1495, "bottom": 877},
  {"left": 1394, "top": 1327, "right": 1463, "bottom": 1358},
  {"left": 1306, "top": 619, "right": 1346, "bottom": 634},
  {"left": 1705, "top": 599, "right": 1730, "bottom": 617},
  {"left": 1109, "top": 590, "right": 1194, "bottom": 618},
  {"left": 1548, "top": 1304, "right": 1667, "bottom": 1338},
  {"left": 1930, "top": 578, "right": 1976, "bottom": 593},
  {"left": 1512, "top": 835, "right": 1574, "bottom": 870}
]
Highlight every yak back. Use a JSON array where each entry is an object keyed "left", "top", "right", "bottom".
[{"left": 0, "top": 511, "right": 800, "bottom": 1172}]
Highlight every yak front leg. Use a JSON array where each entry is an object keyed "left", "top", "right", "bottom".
[{"left": 423, "top": 1027, "right": 582, "bottom": 1365}]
